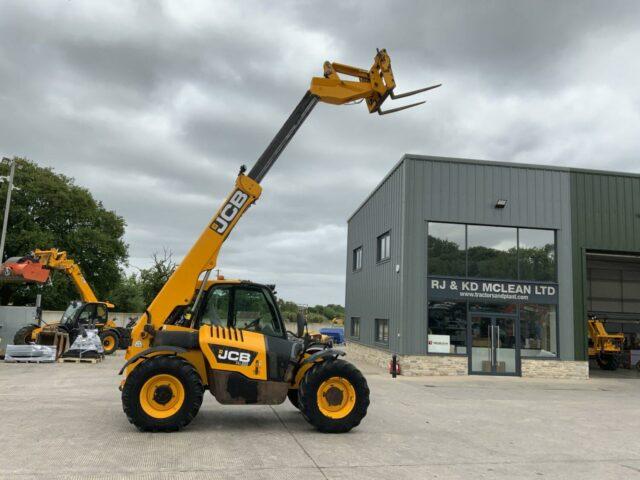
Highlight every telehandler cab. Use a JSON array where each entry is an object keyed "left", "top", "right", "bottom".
[
  {"left": 120, "top": 49, "right": 439, "bottom": 432},
  {"left": 7, "top": 249, "right": 125, "bottom": 354}
]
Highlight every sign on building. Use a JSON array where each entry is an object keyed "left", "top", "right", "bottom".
[
  {"left": 428, "top": 276, "right": 558, "bottom": 304},
  {"left": 427, "top": 334, "right": 451, "bottom": 353}
]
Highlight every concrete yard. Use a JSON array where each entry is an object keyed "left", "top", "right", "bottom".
[{"left": 1, "top": 353, "right": 640, "bottom": 480}]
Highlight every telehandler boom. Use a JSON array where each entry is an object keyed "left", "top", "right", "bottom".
[{"left": 120, "top": 49, "right": 439, "bottom": 432}]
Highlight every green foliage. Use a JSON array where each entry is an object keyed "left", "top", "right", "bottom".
[
  {"left": 308, "top": 303, "right": 345, "bottom": 320},
  {"left": 305, "top": 312, "right": 327, "bottom": 324},
  {"left": 0, "top": 158, "right": 128, "bottom": 309},
  {"left": 276, "top": 298, "right": 344, "bottom": 324},
  {"left": 138, "top": 249, "right": 176, "bottom": 306},
  {"left": 427, "top": 235, "right": 466, "bottom": 276},
  {"left": 108, "top": 272, "right": 145, "bottom": 312}
]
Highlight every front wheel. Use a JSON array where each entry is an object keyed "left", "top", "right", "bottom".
[
  {"left": 597, "top": 354, "right": 620, "bottom": 371},
  {"left": 298, "top": 359, "right": 369, "bottom": 433},
  {"left": 13, "top": 325, "right": 37, "bottom": 345},
  {"left": 122, "top": 356, "right": 204, "bottom": 432},
  {"left": 99, "top": 330, "right": 119, "bottom": 355}
]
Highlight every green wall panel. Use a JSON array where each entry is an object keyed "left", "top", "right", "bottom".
[{"left": 571, "top": 172, "right": 640, "bottom": 359}]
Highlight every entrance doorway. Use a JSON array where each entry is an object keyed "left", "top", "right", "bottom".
[{"left": 469, "top": 314, "right": 520, "bottom": 375}]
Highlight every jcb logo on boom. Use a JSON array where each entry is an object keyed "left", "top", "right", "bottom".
[
  {"left": 211, "top": 345, "right": 257, "bottom": 366},
  {"left": 210, "top": 190, "right": 249, "bottom": 234}
]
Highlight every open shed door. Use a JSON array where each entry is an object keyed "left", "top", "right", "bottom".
[{"left": 587, "top": 252, "right": 640, "bottom": 372}]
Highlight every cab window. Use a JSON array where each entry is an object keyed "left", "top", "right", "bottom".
[
  {"left": 95, "top": 304, "right": 108, "bottom": 324},
  {"left": 201, "top": 286, "right": 231, "bottom": 326},
  {"left": 233, "top": 287, "right": 282, "bottom": 337},
  {"left": 77, "top": 304, "right": 96, "bottom": 326}
]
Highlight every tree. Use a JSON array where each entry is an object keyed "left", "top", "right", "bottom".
[
  {"left": 139, "top": 249, "right": 177, "bottom": 306},
  {"left": 108, "top": 272, "right": 145, "bottom": 312},
  {"left": 0, "top": 158, "right": 128, "bottom": 309}
]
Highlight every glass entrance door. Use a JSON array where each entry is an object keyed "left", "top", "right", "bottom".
[{"left": 470, "top": 315, "right": 519, "bottom": 375}]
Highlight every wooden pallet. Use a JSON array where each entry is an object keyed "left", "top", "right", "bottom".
[
  {"left": 58, "top": 355, "right": 103, "bottom": 364},
  {"left": 5, "top": 358, "right": 55, "bottom": 364}
]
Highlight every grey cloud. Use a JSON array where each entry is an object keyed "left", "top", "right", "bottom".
[{"left": 1, "top": 0, "right": 639, "bottom": 305}]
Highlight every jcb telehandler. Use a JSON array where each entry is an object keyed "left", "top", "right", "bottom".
[
  {"left": 120, "top": 49, "right": 439, "bottom": 432},
  {"left": 588, "top": 316, "right": 624, "bottom": 370},
  {"left": 7, "top": 249, "right": 125, "bottom": 354}
]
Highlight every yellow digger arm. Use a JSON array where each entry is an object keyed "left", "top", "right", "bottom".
[
  {"left": 33, "top": 248, "right": 114, "bottom": 308},
  {"left": 126, "top": 49, "right": 439, "bottom": 357}
]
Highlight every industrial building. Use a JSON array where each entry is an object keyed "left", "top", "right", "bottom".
[{"left": 345, "top": 155, "right": 640, "bottom": 378}]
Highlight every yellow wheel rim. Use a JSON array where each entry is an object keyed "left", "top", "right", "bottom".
[
  {"left": 316, "top": 376, "right": 356, "bottom": 419},
  {"left": 139, "top": 374, "right": 185, "bottom": 419},
  {"left": 103, "top": 336, "right": 115, "bottom": 351}
]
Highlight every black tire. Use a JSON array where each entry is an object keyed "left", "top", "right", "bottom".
[
  {"left": 122, "top": 356, "right": 204, "bottom": 432},
  {"left": 99, "top": 330, "right": 119, "bottom": 355},
  {"left": 13, "top": 325, "right": 37, "bottom": 345},
  {"left": 597, "top": 354, "right": 620, "bottom": 371},
  {"left": 115, "top": 327, "right": 131, "bottom": 348},
  {"left": 298, "top": 359, "right": 369, "bottom": 433},
  {"left": 287, "top": 389, "right": 300, "bottom": 410}
]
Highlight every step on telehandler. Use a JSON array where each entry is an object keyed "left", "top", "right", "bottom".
[
  {"left": 6, "top": 249, "right": 125, "bottom": 354},
  {"left": 120, "top": 49, "right": 439, "bottom": 432}
]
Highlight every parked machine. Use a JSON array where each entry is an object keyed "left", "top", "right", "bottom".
[
  {"left": 588, "top": 316, "right": 625, "bottom": 370},
  {"left": 119, "top": 49, "right": 439, "bottom": 432},
  {"left": 3, "top": 249, "right": 127, "bottom": 354}
]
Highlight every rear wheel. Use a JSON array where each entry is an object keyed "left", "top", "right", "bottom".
[
  {"left": 13, "top": 325, "right": 37, "bottom": 345},
  {"left": 99, "top": 331, "right": 118, "bottom": 355},
  {"left": 122, "top": 356, "right": 204, "bottom": 432},
  {"left": 298, "top": 359, "right": 369, "bottom": 433},
  {"left": 597, "top": 354, "right": 620, "bottom": 371}
]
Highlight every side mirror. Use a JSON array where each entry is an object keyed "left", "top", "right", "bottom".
[{"left": 296, "top": 312, "right": 307, "bottom": 338}]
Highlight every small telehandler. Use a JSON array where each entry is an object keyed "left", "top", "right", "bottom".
[
  {"left": 120, "top": 49, "right": 439, "bottom": 432},
  {"left": 588, "top": 316, "right": 624, "bottom": 370},
  {"left": 7, "top": 248, "right": 125, "bottom": 354}
]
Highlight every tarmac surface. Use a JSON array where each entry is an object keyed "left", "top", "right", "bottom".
[{"left": 1, "top": 351, "right": 640, "bottom": 479}]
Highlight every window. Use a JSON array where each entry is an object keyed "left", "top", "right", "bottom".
[
  {"left": 375, "top": 318, "right": 389, "bottom": 344},
  {"left": 352, "top": 247, "right": 362, "bottom": 271},
  {"left": 95, "top": 304, "right": 108, "bottom": 324},
  {"left": 519, "top": 229, "right": 556, "bottom": 281},
  {"left": 427, "top": 223, "right": 557, "bottom": 282},
  {"left": 233, "top": 287, "right": 283, "bottom": 337},
  {"left": 428, "top": 222, "right": 466, "bottom": 276},
  {"left": 350, "top": 317, "right": 360, "bottom": 338},
  {"left": 428, "top": 301, "right": 467, "bottom": 354},
  {"left": 519, "top": 304, "right": 557, "bottom": 357},
  {"left": 77, "top": 304, "right": 96, "bottom": 326},
  {"left": 467, "top": 225, "right": 517, "bottom": 279},
  {"left": 201, "top": 286, "right": 231, "bottom": 326},
  {"left": 377, "top": 231, "right": 391, "bottom": 262}
]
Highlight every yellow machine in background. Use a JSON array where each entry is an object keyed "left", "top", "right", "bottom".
[
  {"left": 588, "top": 317, "right": 624, "bottom": 370},
  {"left": 11, "top": 248, "right": 124, "bottom": 354},
  {"left": 119, "top": 49, "right": 439, "bottom": 432}
]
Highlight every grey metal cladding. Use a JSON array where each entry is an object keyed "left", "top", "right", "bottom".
[
  {"left": 401, "top": 155, "right": 574, "bottom": 358},
  {"left": 345, "top": 162, "right": 404, "bottom": 353}
]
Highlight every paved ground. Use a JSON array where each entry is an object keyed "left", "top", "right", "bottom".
[{"left": 1, "top": 352, "right": 640, "bottom": 479}]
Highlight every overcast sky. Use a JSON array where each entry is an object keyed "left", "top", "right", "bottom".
[{"left": 1, "top": 1, "right": 639, "bottom": 305}]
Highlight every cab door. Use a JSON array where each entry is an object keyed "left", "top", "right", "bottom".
[
  {"left": 198, "top": 284, "right": 294, "bottom": 383},
  {"left": 231, "top": 285, "right": 294, "bottom": 383}
]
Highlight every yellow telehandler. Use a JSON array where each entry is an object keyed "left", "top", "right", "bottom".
[
  {"left": 8, "top": 248, "right": 124, "bottom": 354},
  {"left": 588, "top": 317, "right": 624, "bottom": 370},
  {"left": 119, "top": 49, "right": 439, "bottom": 432}
]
